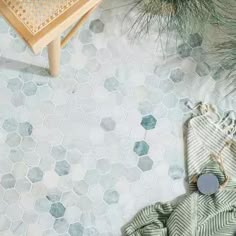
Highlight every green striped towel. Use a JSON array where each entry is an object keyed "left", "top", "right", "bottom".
[{"left": 124, "top": 105, "right": 236, "bottom": 236}]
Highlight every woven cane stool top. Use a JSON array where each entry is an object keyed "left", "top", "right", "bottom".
[
  {"left": 2, "top": 0, "right": 82, "bottom": 35},
  {"left": 0, "top": 0, "right": 100, "bottom": 52}
]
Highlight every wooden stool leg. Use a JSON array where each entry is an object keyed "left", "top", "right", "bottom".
[{"left": 48, "top": 36, "right": 61, "bottom": 77}]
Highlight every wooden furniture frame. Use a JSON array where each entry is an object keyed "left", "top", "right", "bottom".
[{"left": 0, "top": 0, "right": 102, "bottom": 76}]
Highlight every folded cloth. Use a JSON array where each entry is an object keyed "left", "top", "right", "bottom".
[{"left": 123, "top": 104, "right": 236, "bottom": 236}]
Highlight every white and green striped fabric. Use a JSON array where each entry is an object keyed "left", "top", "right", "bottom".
[{"left": 124, "top": 105, "right": 236, "bottom": 236}]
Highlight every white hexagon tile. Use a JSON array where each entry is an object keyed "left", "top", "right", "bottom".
[{"left": 0, "top": 0, "right": 235, "bottom": 236}]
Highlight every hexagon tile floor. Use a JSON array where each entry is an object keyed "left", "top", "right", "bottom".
[{"left": 0, "top": 1, "right": 236, "bottom": 236}]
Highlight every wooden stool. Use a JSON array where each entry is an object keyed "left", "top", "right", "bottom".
[{"left": 0, "top": 0, "right": 102, "bottom": 77}]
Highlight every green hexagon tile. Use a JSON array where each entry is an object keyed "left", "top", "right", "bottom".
[{"left": 0, "top": 0, "right": 235, "bottom": 236}]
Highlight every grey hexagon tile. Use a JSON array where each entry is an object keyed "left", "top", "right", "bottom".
[
  {"left": 103, "top": 190, "right": 119, "bottom": 205},
  {"left": 163, "top": 93, "right": 178, "bottom": 108},
  {"left": 125, "top": 167, "right": 142, "bottom": 182},
  {"left": 0, "top": 216, "right": 10, "bottom": 232},
  {"left": 28, "top": 167, "right": 44, "bottom": 183},
  {"left": 7, "top": 77, "right": 23, "bottom": 92},
  {"left": 188, "top": 33, "right": 203, "bottom": 48},
  {"left": 138, "top": 101, "right": 154, "bottom": 115},
  {"left": 159, "top": 80, "right": 174, "bottom": 93},
  {"left": 54, "top": 218, "right": 69, "bottom": 234},
  {"left": 35, "top": 198, "right": 51, "bottom": 213},
  {"left": 84, "top": 169, "right": 100, "bottom": 185},
  {"left": 191, "top": 47, "right": 206, "bottom": 62},
  {"left": 133, "top": 141, "right": 149, "bottom": 156},
  {"left": 1, "top": 174, "right": 16, "bottom": 189},
  {"left": 50, "top": 202, "right": 66, "bottom": 218},
  {"left": 4, "top": 189, "right": 19, "bottom": 204},
  {"left": 11, "top": 92, "right": 25, "bottom": 107},
  {"left": 2, "top": 118, "right": 18, "bottom": 132},
  {"left": 5, "top": 133, "right": 21, "bottom": 147},
  {"left": 100, "top": 117, "right": 116, "bottom": 131},
  {"left": 22, "top": 81, "right": 37, "bottom": 96},
  {"left": 15, "top": 178, "right": 31, "bottom": 193},
  {"left": 55, "top": 160, "right": 71, "bottom": 176},
  {"left": 196, "top": 62, "right": 211, "bottom": 77},
  {"left": 69, "top": 222, "right": 84, "bottom": 236},
  {"left": 6, "top": 204, "right": 23, "bottom": 221},
  {"left": 9, "top": 149, "right": 24, "bottom": 162},
  {"left": 82, "top": 44, "right": 97, "bottom": 58},
  {"left": 168, "top": 164, "right": 184, "bottom": 180},
  {"left": 138, "top": 156, "right": 154, "bottom": 171},
  {"left": 22, "top": 210, "right": 38, "bottom": 224},
  {"left": 170, "top": 68, "right": 185, "bottom": 83},
  {"left": 79, "top": 30, "right": 92, "bottom": 43},
  {"left": 141, "top": 115, "right": 157, "bottom": 130},
  {"left": 89, "top": 19, "right": 104, "bottom": 34},
  {"left": 104, "top": 77, "right": 119, "bottom": 92},
  {"left": 177, "top": 43, "right": 192, "bottom": 58},
  {"left": 96, "top": 159, "right": 111, "bottom": 174},
  {"left": 18, "top": 122, "right": 33, "bottom": 136},
  {"left": 11, "top": 220, "right": 26, "bottom": 235},
  {"left": 51, "top": 145, "right": 67, "bottom": 160},
  {"left": 73, "top": 180, "right": 88, "bottom": 196},
  {"left": 46, "top": 188, "right": 62, "bottom": 202},
  {"left": 21, "top": 137, "right": 36, "bottom": 151}
]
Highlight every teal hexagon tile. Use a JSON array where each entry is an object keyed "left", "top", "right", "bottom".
[
  {"left": 69, "top": 222, "right": 84, "bottom": 236},
  {"left": 73, "top": 180, "right": 88, "bottom": 196},
  {"left": 103, "top": 190, "right": 119, "bottom": 205},
  {"left": 7, "top": 78, "right": 23, "bottom": 92},
  {"left": 3, "top": 189, "right": 19, "bottom": 204},
  {"left": 15, "top": 178, "right": 31, "bottom": 193},
  {"left": 138, "top": 101, "right": 154, "bottom": 115},
  {"left": 8, "top": 149, "right": 24, "bottom": 162},
  {"left": 79, "top": 30, "right": 92, "bottom": 44},
  {"left": 22, "top": 81, "right": 37, "bottom": 96},
  {"left": 11, "top": 221, "right": 27, "bottom": 235},
  {"left": 168, "top": 164, "right": 184, "bottom": 180},
  {"left": 54, "top": 218, "right": 69, "bottom": 234},
  {"left": 133, "top": 141, "right": 149, "bottom": 156},
  {"left": 28, "top": 167, "right": 44, "bottom": 183},
  {"left": 18, "top": 122, "right": 33, "bottom": 136},
  {"left": 177, "top": 43, "right": 192, "bottom": 58},
  {"left": 138, "top": 156, "right": 154, "bottom": 172},
  {"left": 5, "top": 133, "right": 21, "bottom": 147},
  {"left": 191, "top": 47, "right": 206, "bottom": 62},
  {"left": 11, "top": 92, "right": 25, "bottom": 107},
  {"left": 50, "top": 202, "right": 66, "bottom": 218},
  {"left": 34, "top": 198, "right": 51, "bottom": 213},
  {"left": 21, "top": 137, "right": 36, "bottom": 151},
  {"left": 211, "top": 66, "right": 225, "bottom": 81},
  {"left": 2, "top": 118, "right": 18, "bottom": 132},
  {"left": 46, "top": 188, "right": 62, "bottom": 202},
  {"left": 0, "top": 216, "right": 10, "bottom": 232},
  {"left": 51, "top": 145, "right": 67, "bottom": 160},
  {"left": 188, "top": 33, "right": 203, "bottom": 47},
  {"left": 196, "top": 62, "right": 211, "bottom": 77},
  {"left": 170, "top": 68, "right": 185, "bottom": 83},
  {"left": 55, "top": 160, "right": 71, "bottom": 176},
  {"left": 104, "top": 77, "right": 119, "bottom": 92},
  {"left": 89, "top": 19, "right": 104, "bottom": 34},
  {"left": 141, "top": 115, "right": 157, "bottom": 130},
  {"left": 1, "top": 174, "right": 16, "bottom": 189},
  {"left": 100, "top": 117, "right": 116, "bottom": 131}
]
